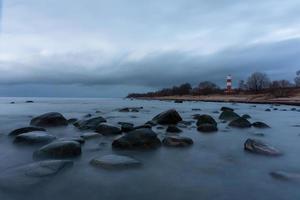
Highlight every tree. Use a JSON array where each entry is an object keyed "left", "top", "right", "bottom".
[
  {"left": 197, "top": 81, "right": 220, "bottom": 95},
  {"left": 238, "top": 80, "right": 247, "bottom": 91},
  {"left": 270, "top": 80, "right": 293, "bottom": 97},
  {"left": 295, "top": 70, "right": 300, "bottom": 87},
  {"left": 246, "top": 72, "right": 270, "bottom": 92},
  {"left": 177, "top": 83, "right": 192, "bottom": 95}
]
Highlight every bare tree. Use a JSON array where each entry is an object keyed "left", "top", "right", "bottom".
[
  {"left": 246, "top": 72, "right": 270, "bottom": 92},
  {"left": 295, "top": 70, "right": 300, "bottom": 87},
  {"left": 238, "top": 80, "right": 247, "bottom": 91},
  {"left": 196, "top": 81, "right": 220, "bottom": 95},
  {"left": 270, "top": 80, "right": 293, "bottom": 97}
]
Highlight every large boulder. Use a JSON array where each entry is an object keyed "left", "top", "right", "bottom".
[
  {"left": 34, "top": 141, "right": 82, "bottom": 159},
  {"left": 229, "top": 117, "right": 252, "bottom": 128},
  {"left": 112, "top": 128, "right": 161, "bottom": 149},
  {"left": 74, "top": 116, "right": 106, "bottom": 130},
  {"left": 152, "top": 109, "right": 182, "bottom": 125},
  {"left": 162, "top": 136, "right": 193, "bottom": 147},
  {"left": 9, "top": 126, "right": 46, "bottom": 136},
  {"left": 0, "top": 160, "right": 73, "bottom": 190},
  {"left": 30, "top": 112, "right": 68, "bottom": 127},
  {"left": 252, "top": 121, "right": 270, "bottom": 128},
  {"left": 95, "top": 123, "right": 121, "bottom": 136},
  {"left": 219, "top": 110, "right": 240, "bottom": 121},
  {"left": 14, "top": 131, "right": 56, "bottom": 144},
  {"left": 244, "top": 138, "right": 282, "bottom": 156},
  {"left": 196, "top": 114, "right": 217, "bottom": 126},
  {"left": 90, "top": 154, "right": 141, "bottom": 169},
  {"left": 197, "top": 124, "right": 218, "bottom": 133}
]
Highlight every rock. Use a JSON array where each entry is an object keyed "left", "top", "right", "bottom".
[
  {"left": 253, "top": 133, "right": 265, "bottom": 137},
  {"left": 30, "top": 112, "right": 68, "bottom": 127},
  {"left": 192, "top": 108, "right": 201, "bottom": 111},
  {"left": 291, "top": 108, "right": 297, "bottom": 111},
  {"left": 95, "top": 123, "right": 121, "bottom": 136},
  {"left": 14, "top": 131, "right": 56, "bottom": 144},
  {"left": 134, "top": 124, "right": 152, "bottom": 130},
  {"left": 152, "top": 109, "right": 182, "bottom": 125},
  {"left": 34, "top": 141, "right": 82, "bottom": 159},
  {"left": 74, "top": 116, "right": 106, "bottom": 130},
  {"left": 118, "top": 107, "right": 143, "bottom": 112},
  {"left": 67, "top": 118, "right": 78, "bottom": 124},
  {"left": 25, "top": 101, "right": 34, "bottom": 103},
  {"left": 174, "top": 100, "right": 183, "bottom": 103},
  {"left": 219, "top": 110, "right": 240, "bottom": 121},
  {"left": 196, "top": 114, "right": 217, "bottom": 126},
  {"left": 112, "top": 128, "right": 161, "bottom": 149},
  {"left": 212, "top": 111, "right": 220, "bottom": 114},
  {"left": 197, "top": 124, "right": 218, "bottom": 133},
  {"left": 10, "top": 101, "right": 15, "bottom": 104},
  {"left": 178, "top": 121, "right": 193, "bottom": 126},
  {"left": 265, "top": 108, "right": 271, "bottom": 112},
  {"left": 252, "top": 122, "right": 270, "bottom": 128},
  {"left": 156, "top": 126, "right": 165, "bottom": 130},
  {"left": 270, "top": 171, "right": 300, "bottom": 181},
  {"left": 0, "top": 160, "right": 73, "bottom": 190},
  {"left": 229, "top": 117, "right": 251, "bottom": 128},
  {"left": 83, "top": 114, "right": 92, "bottom": 118},
  {"left": 58, "top": 137, "right": 85, "bottom": 144},
  {"left": 162, "top": 136, "right": 193, "bottom": 147},
  {"left": 221, "top": 107, "right": 234, "bottom": 112},
  {"left": 244, "top": 138, "right": 281, "bottom": 156},
  {"left": 166, "top": 125, "right": 182, "bottom": 133},
  {"left": 9, "top": 126, "right": 46, "bottom": 137},
  {"left": 273, "top": 108, "right": 278, "bottom": 111},
  {"left": 144, "top": 120, "right": 157, "bottom": 127},
  {"left": 81, "top": 132, "right": 101, "bottom": 139},
  {"left": 242, "top": 114, "right": 251, "bottom": 119},
  {"left": 118, "top": 122, "right": 134, "bottom": 132},
  {"left": 90, "top": 155, "right": 141, "bottom": 169}
]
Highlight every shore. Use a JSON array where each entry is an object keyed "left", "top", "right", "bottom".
[{"left": 135, "top": 93, "right": 300, "bottom": 106}]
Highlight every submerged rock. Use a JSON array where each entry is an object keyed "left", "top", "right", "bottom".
[
  {"left": 95, "top": 123, "right": 122, "bottom": 136},
  {"left": 9, "top": 126, "right": 46, "bottom": 137},
  {"left": 242, "top": 114, "right": 251, "bottom": 119},
  {"left": 270, "top": 171, "right": 300, "bottom": 181},
  {"left": 229, "top": 117, "right": 252, "bottom": 128},
  {"left": 34, "top": 141, "right": 82, "bottom": 159},
  {"left": 118, "top": 122, "right": 134, "bottom": 132},
  {"left": 196, "top": 114, "right": 217, "bottom": 126},
  {"left": 74, "top": 116, "right": 106, "bottom": 130},
  {"left": 197, "top": 124, "right": 218, "bottom": 133},
  {"left": 152, "top": 109, "right": 182, "bottom": 125},
  {"left": 118, "top": 107, "right": 143, "bottom": 112},
  {"left": 174, "top": 100, "right": 183, "bottom": 103},
  {"left": 219, "top": 110, "right": 240, "bottom": 121},
  {"left": 90, "top": 154, "right": 141, "bottom": 169},
  {"left": 166, "top": 125, "right": 182, "bottom": 133},
  {"left": 252, "top": 121, "right": 270, "bottom": 128},
  {"left": 0, "top": 160, "right": 73, "bottom": 190},
  {"left": 244, "top": 138, "right": 281, "bottom": 156},
  {"left": 30, "top": 112, "right": 68, "bottom": 127},
  {"left": 25, "top": 100, "right": 34, "bottom": 103},
  {"left": 162, "top": 136, "right": 193, "bottom": 147},
  {"left": 81, "top": 132, "right": 101, "bottom": 139},
  {"left": 112, "top": 128, "right": 161, "bottom": 149},
  {"left": 265, "top": 108, "right": 271, "bottom": 112},
  {"left": 14, "top": 131, "right": 56, "bottom": 144}
]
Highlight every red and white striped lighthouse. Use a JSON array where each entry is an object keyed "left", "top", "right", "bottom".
[{"left": 226, "top": 75, "right": 232, "bottom": 93}]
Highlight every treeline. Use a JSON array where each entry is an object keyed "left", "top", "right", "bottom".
[{"left": 127, "top": 70, "right": 300, "bottom": 98}]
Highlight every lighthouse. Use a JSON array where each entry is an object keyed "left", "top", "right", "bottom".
[{"left": 226, "top": 75, "right": 232, "bottom": 94}]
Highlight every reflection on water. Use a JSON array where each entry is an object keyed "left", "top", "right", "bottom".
[{"left": 0, "top": 97, "right": 299, "bottom": 200}]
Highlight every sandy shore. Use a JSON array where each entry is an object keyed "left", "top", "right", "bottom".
[{"left": 135, "top": 94, "right": 300, "bottom": 106}]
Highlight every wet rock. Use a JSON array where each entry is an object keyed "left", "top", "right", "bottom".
[
  {"left": 14, "top": 131, "right": 56, "bottom": 144},
  {"left": 221, "top": 107, "right": 234, "bottom": 112},
  {"left": 81, "top": 132, "right": 101, "bottom": 139},
  {"left": 118, "top": 122, "right": 134, "bottom": 132},
  {"left": 83, "top": 113, "right": 92, "bottom": 118},
  {"left": 252, "top": 121, "right": 270, "bottom": 128},
  {"left": 174, "top": 100, "right": 183, "bottom": 103},
  {"left": 25, "top": 100, "right": 34, "bottom": 103},
  {"left": 90, "top": 155, "right": 141, "bottom": 169},
  {"left": 212, "top": 111, "right": 220, "bottom": 114},
  {"left": 34, "top": 141, "right": 82, "bottom": 159},
  {"left": 112, "top": 128, "right": 161, "bottom": 149},
  {"left": 74, "top": 116, "right": 106, "bottom": 130},
  {"left": 30, "top": 112, "right": 68, "bottom": 127},
  {"left": 192, "top": 108, "right": 201, "bottom": 111},
  {"left": 162, "top": 136, "right": 193, "bottom": 147},
  {"left": 196, "top": 114, "right": 217, "bottom": 127},
  {"left": 265, "top": 108, "right": 271, "bottom": 112},
  {"left": 152, "top": 109, "right": 182, "bottom": 125},
  {"left": 67, "top": 118, "right": 78, "bottom": 124},
  {"left": 229, "top": 117, "right": 251, "bottom": 128},
  {"left": 219, "top": 110, "right": 240, "bottom": 121},
  {"left": 166, "top": 125, "right": 182, "bottom": 133},
  {"left": 242, "top": 114, "right": 251, "bottom": 119},
  {"left": 291, "top": 108, "right": 297, "bottom": 111},
  {"left": 270, "top": 171, "right": 300, "bottom": 181},
  {"left": 118, "top": 107, "right": 143, "bottom": 112},
  {"left": 58, "top": 137, "right": 85, "bottom": 144},
  {"left": 144, "top": 120, "right": 157, "bottom": 127},
  {"left": 197, "top": 124, "right": 218, "bottom": 133},
  {"left": 244, "top": 138, "right": 281, "bottom": 156},
  {"left": 134, "top": 124, "right": 152, "bottom": 130},
  {"left": 273, "top": 108, "right": 278, "bottom": 111},
  {"left": 10, "top": 101, "right": 15, "bottom": 104},
  {"left": 9, "top": 126, "right": 46, "bottom": 137},
  {"left": 0, "top": 160, "right": 73, "bottom": 190},
  {"left": 95, "top": 123, "right": 122, "bottom": 136}
]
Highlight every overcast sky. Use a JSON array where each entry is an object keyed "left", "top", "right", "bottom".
[{"left": 0, "top": 0, "right": 300, "bottom": 97}]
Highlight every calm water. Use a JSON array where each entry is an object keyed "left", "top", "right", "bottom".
[{"left": 0, "top": 97, "right": 299, "bottom": 200}]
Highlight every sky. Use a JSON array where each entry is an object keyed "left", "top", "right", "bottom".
[{"left": 0, "top": 0, "right": 300, "bottom": 97}]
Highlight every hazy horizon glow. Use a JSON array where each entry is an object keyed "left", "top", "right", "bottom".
[{"left": 0, "top": 0, "right": 300, "bottom": 97}]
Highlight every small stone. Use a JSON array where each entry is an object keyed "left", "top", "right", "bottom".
[
  {"left": 162, "top": 136, "right": 193, "bottom": 147},
  {"left": 90, "top": 155, "right": 141, "bottom": 169}
]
